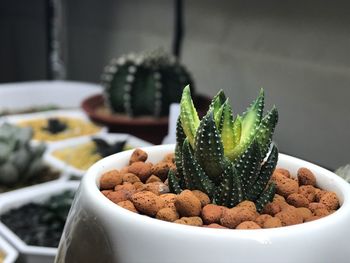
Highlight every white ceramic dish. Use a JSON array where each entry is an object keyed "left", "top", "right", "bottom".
[
  {"left": 0, "top": 235, "right": 18, "bottom": 263},
  {"left": 56, "top": 144, "right": 350, "bottom": 263},
  {"left": 0, "top": 80, "right": 102, "bottom": 112},
  {"left": 44, "top": 133, "right": 153, "bottom": 178},
  {"left": 0, "top": 181, "right": 80, "bottom": 263},
  {"left": 2, "top": 109, "right": 107, "bottom": 144}
]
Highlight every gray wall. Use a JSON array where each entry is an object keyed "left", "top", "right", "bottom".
[
  {"left": 0, "top": 0, "right": 47, "bottom": 82},
  {"left": 1, "top": 0, "right": 349, "bottom": 169},
  {"left": 65, "top": 0, "right": 350, "bottom": 169}
]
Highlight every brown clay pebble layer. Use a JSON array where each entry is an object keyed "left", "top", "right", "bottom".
[{"left": 99, "top": 149, "right": 340, "bottom": 229}]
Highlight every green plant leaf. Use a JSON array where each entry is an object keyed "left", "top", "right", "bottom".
[
  {"left": 246, "top": 144, "right": 278, "bottom": 201},
  {"left": 194, "top": 110, "right": 225, "bottom": 181},
  {"left": 209, "top": 90, "right": 226, "bottom": 113},
  {"left": 255, "top": 106, "right": 278, "bottom": 158},
  {"left": 234, "top": 141, "right": 261, "bottom": 198},
  {"left": 209, "top": 90, "right": 227, "bottom": 129},
  {"left": 241, "top": 88, "right": 264, "bottom": 145},
  {"left": 213, "top": 161, "right": 243, "bottom": 207},
  {"left": 220, "top": 101, "right": 239, "bottom": 159},
  {"left": 180, "top": 85, "right": 200, "bottom": 148},
  {"left": 182, "top": 139, "right": 215, "bottom": 195},
  {"left": 168, "top": 169, "right": 182, "bottom": 194},
  {"left": 255, "top": 183, "right": 276, "bottom": 213}
]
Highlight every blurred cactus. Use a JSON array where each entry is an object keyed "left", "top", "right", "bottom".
[
  {"left": 101, "top": 50, "right": 194, "bottom": 117},
  {"left": 0, "top": 123, "right": 47, "bottom": 186}
]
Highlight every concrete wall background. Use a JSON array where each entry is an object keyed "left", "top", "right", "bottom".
[{"left": 1, "top": 0, "right": 349, "bottom": 169}]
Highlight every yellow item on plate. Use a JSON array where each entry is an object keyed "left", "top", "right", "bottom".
[{"left": 17, "top": 117, "right": 101, "bottom": 141}]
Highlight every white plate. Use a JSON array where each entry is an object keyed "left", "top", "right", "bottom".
[
  {"left": 0, "top": 181, "right": 80, "bottom": 263},
  {"left": 44, "top": 133, "right": 153, "bottom": 178}
]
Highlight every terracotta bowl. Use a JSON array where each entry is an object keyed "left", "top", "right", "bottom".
[
  {"left": 81, "top": 94, "right": 211, "bottom": 144},
  {"left": 56, "top": 145, "right": 350, "bottom": 263}
]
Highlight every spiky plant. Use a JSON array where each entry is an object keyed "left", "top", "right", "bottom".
[
  {"left": 168, "top": 86, "right": 279, "bottom": 212},
  {"left": 101, "top": 50, "right": 194, "bottom": 118}
]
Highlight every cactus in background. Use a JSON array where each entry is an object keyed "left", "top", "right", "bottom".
[
  {"left": 101, "top": 50, "right": 194, "bottom": 117},
  {"left": 168, "top": 86, "right": 279, "bottom": 212},
  {"left": 0, "top": 123, "right": 47, "bottom": 186}
]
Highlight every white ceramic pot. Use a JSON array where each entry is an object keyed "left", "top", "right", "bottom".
[
  {"left": 56, "top": 145, "right": 350, "bottom": 263},
  {"left": 0, "top": 181, "right": 79, "bottom": 263}
]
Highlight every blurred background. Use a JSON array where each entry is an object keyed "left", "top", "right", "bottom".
[{"left": 0, "top": 0, "right": 349, "bottom": 170}]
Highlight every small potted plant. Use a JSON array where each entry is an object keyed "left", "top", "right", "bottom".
[
  {"left": 81, "top": 50, "right": 211, "bottom": 144},
  {"left": 0, "top": 123, "right": 63, "bottom": 193},
  {"left": 57, "top": 87, "right": 350, "bottom": 263}
]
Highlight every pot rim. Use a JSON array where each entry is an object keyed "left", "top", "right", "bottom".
[{"left": 83, "top": 144, "right": 350, "bottom": 238}]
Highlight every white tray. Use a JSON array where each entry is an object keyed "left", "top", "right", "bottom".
[
  {"left": 44, "top": 133, "right": 153, "bottom": 178},
  {"left": 0, "top": 181, "right": 80, "bottom": 263},
  {"left": 0, "top": 80, "right": 102, "bottom": 112},
  {"left": 0, "top": 235, "right": 18, "bottom": 263}
]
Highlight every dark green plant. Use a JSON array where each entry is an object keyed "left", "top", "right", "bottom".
[
  {"left": 101, "top": 50, "right": 194, "bottom": 117},
  {"left": 0, "top": 123, "right": 47, "bottom": 186},
  {"left": 168, "top": 86, "right": 279, "bottom": 212}
]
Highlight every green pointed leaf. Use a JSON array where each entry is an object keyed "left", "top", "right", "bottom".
[
  {"left": 234, "top": 141, "right": 261, "bottom": 197},
  {"left": 220, "top": 101, "right": 238, "bottom": 158},
  {"left": 176, "top": 116, "right": 186, "bottom": 147},
  {"left": 194, "top": 110, "right": 225, "bottom": 181},
  {"left": 241, "top": 88, "right": 264, "bottom": 145},
  {"left": 168, "top": 169, "right": 182, "bottom": 194},
  {"left": 180, "top": 85, "right": 200, "bottom": 148},
  {"left": 255, "top": 183, "right": 276, "bottom": 213},
  {"left": 209, "top": 90, "right": 226, "bottom": 113},
  {"left": 246, "top": 145, "right": 278, "bottom": 201},
  {"left": 213, "top": 161, "right": 243, "bottom": 208},
  {"left": 232, "top": 115, "right": 242, "bottom": 149},
  {"left": 255, "top": 106, "right": 278, "bottom": 158},
  {"left": 214, "top": 103, "right": 225, "bottom": 130},
  {"left": 182, "top": 139, "right": 215, "bottom": 195}
]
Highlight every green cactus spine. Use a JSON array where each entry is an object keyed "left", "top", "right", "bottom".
[
  {"left": 101, "top": 51, "right": 194, "bottom": 117},
  {"left": 168, "top": 86, "right": 279, "bottom": 212}
]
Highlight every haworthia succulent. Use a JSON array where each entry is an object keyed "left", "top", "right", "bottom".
[{"left": 168, "top": 87, "right": 279, "bottom": 211}]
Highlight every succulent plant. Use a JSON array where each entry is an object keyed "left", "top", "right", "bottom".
[
  {"left": 101, "top": 50, "right": 194, "bottom": 117},
  {"left": 0, "top": 123, "right": 47, "bottom": 186},
  {"left": 168, "top": 86, "right": 279, "bottom": 212},
  {"left": 91, "top": 137, "right": 127, "bottom": 158}
]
